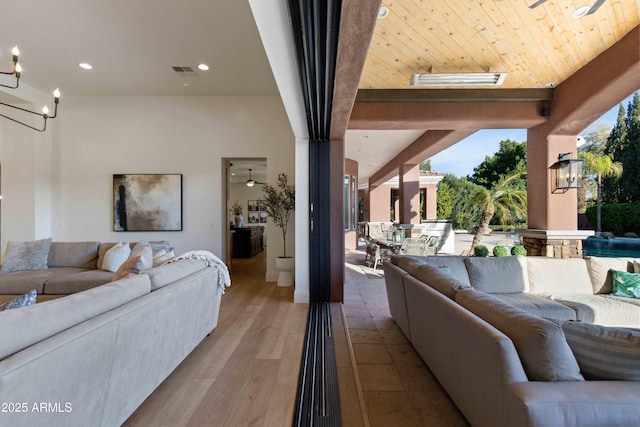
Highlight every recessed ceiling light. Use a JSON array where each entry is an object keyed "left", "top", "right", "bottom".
[
  {"left": 378, "top": 6, "right": 389, "bottom": 19},
  {"left": 183, "top": 83, "right": 190, "bottom": 87},
  {"left": 78, "top": 63, "right": 93, "bottom": 70},
  {"left": 572, "top": 5, "right": 591, "bottom": 18},
  {"left": 197, "top": 63, "right": 210, "bottom": 71}
]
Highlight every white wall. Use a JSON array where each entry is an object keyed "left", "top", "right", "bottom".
[
  {"left": 0, "top": 82, "right": 55, "bottom": 250},
  {"left": 1, "top": 94, "right": 295, "bottom": 280}
]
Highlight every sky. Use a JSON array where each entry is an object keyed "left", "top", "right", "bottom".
[{"left": 428, "top": 93, "right": 636, "bottom": 177}]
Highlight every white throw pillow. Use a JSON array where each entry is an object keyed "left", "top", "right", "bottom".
[
  {"left": 152, "top": 249, "right": 175, "bottom": 267},
  {"left": 101, "top": 242, "right": 131, "bottom": 273}
]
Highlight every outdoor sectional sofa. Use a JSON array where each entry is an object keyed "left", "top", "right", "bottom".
[
  {"left": 0, "top": 241, "right": 229, "bottom": 427},
  {"left": 384, "top": 254, "right": 640, "bottom": 427}
]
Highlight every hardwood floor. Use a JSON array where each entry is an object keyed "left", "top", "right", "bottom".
[
  {"left": 125, "top": 249, "right": 466, "bottom": 426},
  {"left": 124, "top": 252, "right": 308, "bottom": 427}
]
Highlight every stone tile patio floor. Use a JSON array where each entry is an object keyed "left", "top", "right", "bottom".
[{"left": 343, "top": 249, "right": 470, "bottom": 427}]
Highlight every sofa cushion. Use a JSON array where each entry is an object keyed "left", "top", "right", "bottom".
[
  {"left": 47, "top": 241, "right": 101, "bottom": 269},
  {"left": 101, "top": 242, "right": 131, "bottom": 272},
  {"left": 413, "top": 255, "right": 471, "bottom": 286},
  {"left": 549, "top": 294, "right": 640, "bottom": 327},
  {"left": 112, "top": 246, "right": 153, "bottom": 281},
  {"left": 586, "top": 257, "right": 635, "bottom": 294},
  {"left": 0, "top": 267, "right": 88, "bottom": 294},
  {"left": 554, "top": 320, "right": 640, "bottom": 381},
  {"left": 394, "top": 256, "right": 427, "bottom": 278},
  {"left": 611, "top": 270, "right": 640, "bottom": 299},
  {"left": 414, "top": 263, "right": 469, "bottom": 299},
  {"left": 0, "top": 274, "right": 151, "bottom": 360},
  {"left": 464, "top": 256, "right": 529, "bottom": 293},
  {"left": 0, "top": 289, "right": 36, "bottom": 311},
  {"left": 152, "top": 249, "right": 175, "bottom": 267},
  {"left": 490, "top": 293, "right": 577, "bottom": 321},
  {"left": 455, "top": 288, "right": 583, "bottom": 381},
  {"left": 0, "top": 238, "right": 53, "bottom": 274},
  {"left": 146, "top": 259, "right": 207, "bottom": 291},
  {"left": 43, "top": 270, "right": 114, "bottom": 294},
  {"left": 527, "top": 257, "right": 592, "bottom": 295}
]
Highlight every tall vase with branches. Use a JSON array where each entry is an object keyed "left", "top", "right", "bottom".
[{"left": 261, "top": 173, "right": 295, "bottom": 258}]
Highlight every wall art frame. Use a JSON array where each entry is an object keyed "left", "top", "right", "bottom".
[{"left": 113, "top": 173, "right": 183, "bottom": 231}]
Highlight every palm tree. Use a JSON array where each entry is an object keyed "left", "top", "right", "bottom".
[
  {"left": 469, "top": 171, "right": 527, "bottom": 252},
  {"left": 580, "top": 152, "right": 623, "bottom": 233}
]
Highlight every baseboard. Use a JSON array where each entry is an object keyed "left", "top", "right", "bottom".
[
  {"left": 265, "top": 271, "right": 279, "bottom": 282},
  {"left": 294, "top": 289, "right": 309, "bottom": 303}
]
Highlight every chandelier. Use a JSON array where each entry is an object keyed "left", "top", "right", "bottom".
[{"left": 0, "top": 46, "right": 60, "bottom": 132}]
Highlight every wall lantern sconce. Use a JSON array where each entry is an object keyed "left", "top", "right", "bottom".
[{"left": 552, "top": 152, "right": 583, "bottom": 192}]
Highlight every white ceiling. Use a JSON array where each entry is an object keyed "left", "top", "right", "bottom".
[
  {"left": 0, "top": 0, "right": 278, "bottom": 96},
  {"left": 229, "top": 159, "right": 267, "bottom": 185},
  {"left": 345, "top": 129, "right": 426, "bottom": 185}
]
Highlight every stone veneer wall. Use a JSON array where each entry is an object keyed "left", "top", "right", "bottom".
[{"left": 522, "top": 237, "right": 583, "bottom": 258}]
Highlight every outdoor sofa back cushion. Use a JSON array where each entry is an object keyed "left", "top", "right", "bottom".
[
  {"left": 527, "top": 257, "right": 592, "bottom": 295},
  {"left": 414, "top": 263, "right": 470, "bottom": 299},
  {"left": 455, "top": 288, "right": 583, "bottom": 382},
  {"left": 585, "top": 256, "right": 636, "bottom": 294},
  {"left": 48, "top": 241, "right": 101, "bottom": 269},
  {"left": 464, "top": 256, "right": 529, "bottom": 294},
  {"left": 415, "top": 255, "right": 471, "bottom": 286},
  {"left": 553, "top": 319, "right": 640, "bottom": 381}
]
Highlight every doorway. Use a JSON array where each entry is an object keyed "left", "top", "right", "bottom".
[{"left": 225, "top": 158, "right": 267, "bottom": 273}]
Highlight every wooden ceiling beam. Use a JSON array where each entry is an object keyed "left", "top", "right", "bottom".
[
  {"left": 356, "top": 88, "right": 555, "bottom": 103},
  {"left": 349, "top": 100, "right": 547, "bottom": 130},
  {"left": 368, "top": 129, "right": 476, "bottom": 186},
  {"left": 540, "top": 26, "right": 640, "bottom": 136}
]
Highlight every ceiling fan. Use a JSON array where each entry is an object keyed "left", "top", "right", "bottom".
[
  {"left": 529, "top": 0, "right": 606, "bottom": 15},
  {"left": 246, "top": 169, "right": 265, "bottom": 187}
]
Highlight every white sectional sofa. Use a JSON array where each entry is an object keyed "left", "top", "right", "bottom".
[
  {"left": 0, "top": 254, "right": 227, "bottom": 427},
  {"left": 384, "top": 254, "right": 640, "bottom": 427}
]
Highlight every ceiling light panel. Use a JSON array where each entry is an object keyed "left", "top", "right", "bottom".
[{"left": 410, "top": 72, "right": 507, "bottom": 86}]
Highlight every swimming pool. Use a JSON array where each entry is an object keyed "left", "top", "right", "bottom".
[{"left": 582, "top": 237, "right": 640, "bottom": 258}]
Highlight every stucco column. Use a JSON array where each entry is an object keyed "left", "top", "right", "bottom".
[
  {"left": 399, "top": 163, "right": 420, "bottom": 224},
  {"left": 527, "top": 128, "right": 579, "bottom": 230},
  {"left": 423, "top": 183, "right": 438, "bottom": 220},
  {"left": 369, "top": 184, "right": 391, "bottom": 222}
]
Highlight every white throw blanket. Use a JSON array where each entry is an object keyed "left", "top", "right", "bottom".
[{"left": 166, "top": 250, "right": 231, "bottom": 292}]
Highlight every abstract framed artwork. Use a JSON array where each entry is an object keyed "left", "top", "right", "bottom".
[{"left": 113, "top": 174, "right": 183, "bottom": 231}]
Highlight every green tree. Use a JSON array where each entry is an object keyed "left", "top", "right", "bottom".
[
  {"left": 619, "top": 93, "right": 640, "bottom": 202},
  {"left": 578, "top": 124, "right": 612, "bottom": 211},
  {"left": 603, "top": 103, "right": 627, "bottom": 203},
  {"left": 470, "top": 139, "right": 527, "bottom": 189},
  {"left": 580, "top": 123, "right": 612, "bottom": 156},
  {"left": 581, "top": 152, "right": 623, "bottom": 233},
  {"left": 469, "top": 171, "right": 527, "bottom": 252},
  {"left": 436, "top": 181, "right": 453, "bottom": 219},
  {"left": 440, "top": 174, "right": 483, "bottom": 230},
  {"left": 419, "top": 159, "right": 432, "bottom": 171}
]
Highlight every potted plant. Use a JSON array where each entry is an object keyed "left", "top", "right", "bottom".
[
  {"left": 230, "top": 200, "right": 244, "bottom": 228},
  {"left": 261, "top": 173, "right": 295, "bottom": 286}
]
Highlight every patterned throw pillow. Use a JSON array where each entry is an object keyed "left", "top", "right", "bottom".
[
  {"left": 610, "top": 269, "right": 640, "bottom": 298},
  {"left": 0, "top": 289, "right": 37, "bottom": 311},
  {"left": 101, "top": 242, "right": 131, "bottom": 273},
  {"left": 0, "top": 238, "right": 53, "bottom": 273},
  {"left": 556, "top": 320, "right": 640, "bottom": 380}
]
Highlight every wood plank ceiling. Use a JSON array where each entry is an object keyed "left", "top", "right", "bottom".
[{"left": 360, "top": 0, "right": 639, "bottom": 90}]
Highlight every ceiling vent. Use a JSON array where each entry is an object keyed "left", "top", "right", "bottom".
[
  {"left": 410, "top": 72, "right": 507, "bottom": 86},
  {"left": 172, "top": 66, "right": 196, "bottom": 74}
]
